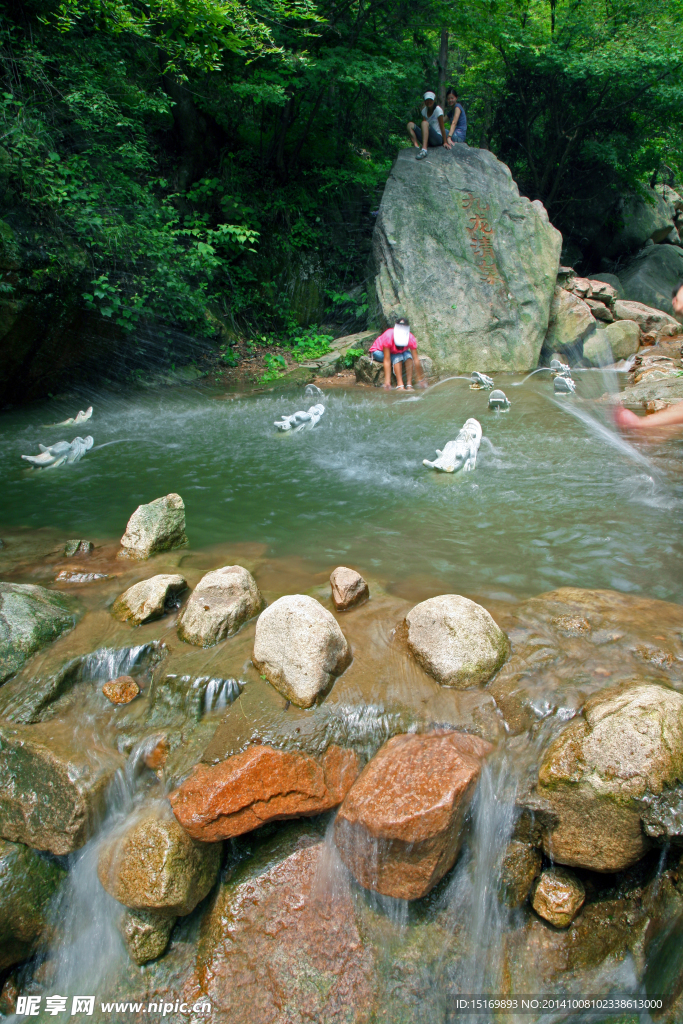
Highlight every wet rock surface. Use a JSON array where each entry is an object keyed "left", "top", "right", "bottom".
[
  {"left": 98, "top": 805, "right": 220, "bottom": 916},
  {"left": 544, "top": 286, "right": 595, "bottom": 354},
  {"left": 253, "top": 594, "right": 352, "bottom": 707},
  {"left": 534, "top": 682, "right": 683, "bottom": 871},
  {"left": 102, "top": 674, "right": 140, "bottom": 704},
  {"left": 170, "top": 743, "right": 359, "bottom": 841},
  {"left": 583, "top": 319, "right": 640, "bottom": 364},
  {"left": 406, "top": 594, "right": 510, "bottom": 688},
  {"left": 118, "top": 908, "right": 177, "bottom": 966},
  {"left": 112, "top": 574, "right": 187, "bottom": 625},
  {"left": 0, "top": 722, "right": 123, "bottom": 854},
  {"left": 531, "top": 867, "right": 586, "bottom": 927},
  {"left": 499, "top": 840, "right": 543, "bottom": 908},
  {"left": 0, "top": 838, "right": 67, "bottom": 970},
  {"left": 188, "top": 822, "right": 376, "bottom": 1023},
  {"left": 177, "top": 565, "right": 263, "bottom": 646},
  {"left": 0, "top": 582, "right": 78, "bottom": 683},
  {"left": 335, "top": 731, "right": 491, "bottom": 899},
  {"left": 118, "top": 493, "right": 187, "bottom": 560},
  {"left": 330, "top": 566, "right": 369, "bottom": 610}
]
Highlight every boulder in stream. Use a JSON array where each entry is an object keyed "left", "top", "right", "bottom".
[
  {"left": 112, "top": 573, "right": 187, "bottom": 625},
  {"left": 334, "top": 731, "right": 491, "bottom": 900},
  {"left": 533, "top": 682, "right": 683, "bottom": 871},
  {"left": 531, "top": 867, "right": 586, "bottom": 928},
  {"left": 177, "top": 565, "right": 264, "bottom": 647},
  {"left": 372, "top": 147, "right": 561, "bottom": 373},
  {"left": 330, "top": 566, "right": 369, "bottom": 611},
  {"left": 0, "top": 582, "right": 78, "bottom": 684},
  {"left": 406, "top": 594, "right": 509, "bottom": 688},
  {"left": 118, "top": 908, "right": 176, "bottom": 966},
  {"left": 253, "top": 594, "right": 352, "bottom": 707},
  {"left": 499, "top": 840, "right": 543, "bottom": 909},
  {"left": 98, "top": 805, "right": 220, "bottom": 917},
  {"left": 582, "top": 319, "right": 640, "bottom": 365},
  {"left": 169, "top": 743, "right": 359, "bottom": 841},
  {"left": 0, "top": 838, "right": 67, "bottom": 970},
  {"left": 0, "top": 722, "right": 123, "bottom": 854},
  {"left": 613, "top": 299, "right": 682, "bottom": 337},
  {"left": 543, "top": 286, "right": 596, "bottom": 356},
  {"left": 118, "top": 493, "right": 187, "bottom": 560}
]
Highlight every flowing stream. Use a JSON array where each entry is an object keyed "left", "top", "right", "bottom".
[{"left": 1, "top": 370, "right": 683, "bottom": 1022}]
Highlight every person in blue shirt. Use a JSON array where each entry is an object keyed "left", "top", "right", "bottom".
[{"left": 443, "top": 88, "right": 467, "bottom": 147}]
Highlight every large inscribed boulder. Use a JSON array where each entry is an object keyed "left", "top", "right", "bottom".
[{"left": 372, "top": 147, "right": 562, "bottom": 373}]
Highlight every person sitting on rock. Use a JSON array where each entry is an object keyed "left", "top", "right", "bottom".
[
  {"left": 368, "top": 318, "right": 427, "bottom": 390},
  {"left": 614, "top": 281, "right": 683, "bottom": 432},
  {"left": 443, "top": 87, "right": 467, "bottom": 147},
  {"left": 407, "top": 91, "right": 446, "bottom": 160}
]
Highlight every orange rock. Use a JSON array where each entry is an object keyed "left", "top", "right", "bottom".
[
  {"left": 102, "top": 675, "right": 140, "bottom": 704},
  {"left": 143, "top": 736, "right": 169, "bottom": 771},
  {"left": 335, "top": 731, "right": 492, "bottom": 900},
  {"left": 169, "top": 744, "right": 359, "bottom": 841}
]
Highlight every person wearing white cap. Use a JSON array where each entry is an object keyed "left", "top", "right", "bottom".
[
  {"left": 367, "top": 318, "right": 428, "bottom": 390},
  {"left": 407, "top": 91, "right": 446, "bottom": 160}
]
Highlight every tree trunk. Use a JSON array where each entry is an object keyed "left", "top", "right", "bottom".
[{"left": 437, "top": 29, "right": 449, "bottom": 109}]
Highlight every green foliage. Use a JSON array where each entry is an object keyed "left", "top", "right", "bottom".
[
  {"left": 343, "top": 347, "right": 364, "bottom": 368},
  {"left": 289, "top": 329, "right": 333, "bottom": 361},
  {"left": 260, "top": 351, "right": 287, "bottom": 381}
]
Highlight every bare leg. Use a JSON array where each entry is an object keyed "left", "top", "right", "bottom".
[
  {"left": 421, "top": 120, "right": 429, "bottom": 149},
  {"left": 383, "top": 348, "right": 392, "bottom": 388},
  {"left": 407, "top": 122, "right": 420, "bottom": 148},
  {"left": 405, "top": 357, "right": 413, "bottom": 386},
  {"left": 412, "top": 351, "right": 426, "bottom": 384},
  {"left": 394, "top": 361, "right": 404, "bottom": 388}
]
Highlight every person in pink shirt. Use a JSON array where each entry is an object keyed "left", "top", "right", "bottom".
[{"left": 368, "top": 318, "right": 428, "bottom": 390}]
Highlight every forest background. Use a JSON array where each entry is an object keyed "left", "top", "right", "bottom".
[{"left": 1, "top": 0, "right": 683, "bottom": 369}]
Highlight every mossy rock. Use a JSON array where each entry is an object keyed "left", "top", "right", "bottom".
[
  {"left": 0, "top": 838, "right": 67, "bottom": 970},
  {"left": 0, "top": 583, "right": 80, "bottom": 684}
]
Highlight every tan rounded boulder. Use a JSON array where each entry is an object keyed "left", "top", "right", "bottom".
[
  {"left": 334, "top": 731, "right": 492, "bottom": 900},
  {"left": 531, "top": 867, "right": 585, "bottom": 928},
  {"left": 406, "top": 594, "right": 509, "bottom": 688},
  {"left": 253, "top": 594, "right": 352, "bottom": 707},
  {"left": 111, "top": 574, "right": 187, "bottom": 625},
  {"left": 177, "top": 565, "right": 264, "bottom": 647},
  {"left": 536, "top": 682, "right": 683, "bottom": 871},
  {"left": 330, "top": 567, "right": 369, "bottom": 611},
  {"left": 169, "top": 744, "right": 359, "bottom": 841},
  {"left": 98, "top": 805, "right": 220, "bottom": 916}
]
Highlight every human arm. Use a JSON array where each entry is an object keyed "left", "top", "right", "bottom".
[
  {"left": 614, "top": 401, "right": 683, "bottom": 432},
  {"left": 438, "top": 114, "right": 446, "bottom": 144},
  {"left": 444, "top": 106, "right": 461, "bottom": 149}
]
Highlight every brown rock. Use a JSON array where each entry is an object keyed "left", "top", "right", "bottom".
[
  {"left": 587, "top": 279, "right": 618, "bottom": 308},
  {"left": 187, "top": 827, "right": 375, "bottom": 1023},
  {"left": 571, "top": 276, "right": 591, "bottom": 298},
  {"left": 102, "top": 675, "right": 140, "bottom": 704},
  {"left": 531, "top": 867, "right": 585, "bottom": 928},
  {"left": 169, "top": 744, "right": 360, "bottom": 841},
  {"left": 143, "top": 736, "right": 169, "bottom": 771},
  {"left": 330, "top": 566, "right": 369, "bottom": 611},
  {"left": 585, "top": 298, "right": 614, "bottom": 323},
  {"left": 334, "top": 731, "right": 492, "bottom": 900},
  {"left": 500, "top": 840, "right": 542, "bottom": 908}
]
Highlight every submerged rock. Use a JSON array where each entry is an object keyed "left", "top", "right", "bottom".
[
  {"left": 98, "top": 805, "right": 220, "bottom": 917},
  {"left": 334, "top": 731, "right": 491, "bottom": 900},
  {"left": 330, "top": 566, "right": 369, "bottom": 610},
  {"left": 191, "top": 823, "right": 375, "bottom": 1022},
  {"left": 118, "top": 493, "right": 187, "bottom": 560},
  {"left": 170, "top": 744, "right": 359, "bottom": 841},
  {"left": 406, "top": 594, "right": 509, "bottom": 688},
  {"left": 0, "top": 722, "right": 122, "bottom": 854},
  {"left": 64, "top": 539, "right": 93, "bottom": 557},
  {"left": 253, "top": 594, "right": 352, "bottom": 707},
  {"left": 112, "top": 573, "right": 187, "bottom": 625},
  {"left": 0, "top": 839, "right": 67, "bottom": 970},
  {"left": 535, "top": 683, "right": 683, "bottom": 871},
  {"left": 499, "top": 840, "right": 542, "bottom": 908},
  {"left": 372, "top": 147, "right": 561, "bottom": 373},
  {"left": 177, "top": 565, "right": 263, "bottom": 647},
  {"left": 118, "top": 908, "right": 176, "bottom": 966},
  {"left": 531, "top": 867, "right": 585, "bottom": 928},
  {"left": 102, "top": 675, "right": 140, "bottom": 704},
  {"left": 0, "top": 582, "right": 78, "bottom": 684}
]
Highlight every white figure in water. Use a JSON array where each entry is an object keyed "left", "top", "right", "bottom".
[
  {"left": 22, "top": 435, "right": 94, "bottom": 468},
  {"left": 550, "top": 360, "right": 572, "bottom": 379},
  {"left": 304, "top": 384, "right": 324, "bottom": 399},
  {"left": 470, "top": 371, "right": 494, "bottom": 389},
  {"left": 554, "top": 376, "right": 576, "bottom": 394},
  {"left": 54, "top": 406, "right": 93, "bottom": 426},
  {"left": 423, "top": 418, "right": 482, "bottom": 473},
  {"left": 488, "top": 389, "right": 511, "bottom": 410},
  {"left": 274, "top": 404, "right": 325, "bottom": 432}
]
